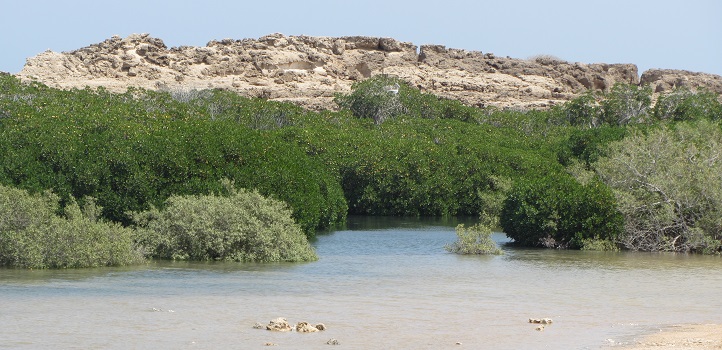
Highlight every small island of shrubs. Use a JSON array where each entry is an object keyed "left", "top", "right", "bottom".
[{"left": 0, "top": 181, "right": 317, "bottom": 269}]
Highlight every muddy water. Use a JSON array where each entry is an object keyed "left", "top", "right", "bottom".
[{"left": 2, "top": 216, "right": 721, "bottom": 349}]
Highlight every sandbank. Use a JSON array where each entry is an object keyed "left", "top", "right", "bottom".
[{"left": 615, "top": 324, "right": 722, "bottom": 349}]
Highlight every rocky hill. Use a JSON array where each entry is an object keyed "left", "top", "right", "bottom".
[{"left": 16, "top": 33, "right": 722, "bottom": 110}]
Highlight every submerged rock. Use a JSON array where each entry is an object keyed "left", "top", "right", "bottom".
[
  {"left": 295, "top": 321, "right": 327, "bottom": 332},
  {"left": 529, "top": 318, "right": 553, "bottom": 324},
  {"left": 258, "top": 318, "right": 327, "bottom": 332},
  {"left": 295, "top": 322, "right": 319, "bottom": 333},
  {"left": 266, "top": 317, "right": 293, "bottom": 332}
]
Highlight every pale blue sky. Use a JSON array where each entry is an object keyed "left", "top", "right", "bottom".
[{"left": 2, "top": 0, "right": 720, "bottom": 76}]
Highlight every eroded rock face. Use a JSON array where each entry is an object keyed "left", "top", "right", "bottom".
[
  {"left": 15, "top": 33, "right": 722, "bottom": 110},
  {"left": 640, "top": 69, "right": 722, "bottom": 93}
]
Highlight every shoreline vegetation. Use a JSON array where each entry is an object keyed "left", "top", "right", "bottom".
[{"left": 1, "top": 73, "right": 721, "bottom": 268}]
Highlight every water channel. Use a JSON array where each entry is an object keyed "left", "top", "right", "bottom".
[{"left": 2, "top": 216, "right": 721, "bottom": 349}]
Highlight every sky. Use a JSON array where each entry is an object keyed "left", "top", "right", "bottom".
[{"left": 2, "top": 0, "right": 721, "bottom": 76}]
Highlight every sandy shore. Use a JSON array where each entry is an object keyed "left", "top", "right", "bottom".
[{"left": 616, "top": 324, "right": 722, "bottom": 349}]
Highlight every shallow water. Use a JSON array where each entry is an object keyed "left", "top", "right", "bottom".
[{"left": 2, "top": 216, "right": 721, "bottom": 349}]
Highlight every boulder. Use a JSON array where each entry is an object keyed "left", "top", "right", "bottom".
[
  {"left": 295, "top": 322, "right": 319, "bottom": 333},
  {"left": 266, "top": 317, "right": 292, "bottom": 332}
]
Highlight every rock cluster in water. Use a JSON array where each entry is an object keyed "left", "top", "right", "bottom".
[
  {"left": 16, "top": 33, "right": 722, "bottom": 111},
  {"left": 256, "top": 317, "right": 327, "bottom": 333},
  {"left": 529, "top": 317, "right": 554, "bottom": 331},
  {"left": 529, "top": 317, "right": 553, "bottom": 324},
  {"left": 255, "top": 317, "right": 332, "bottom": 347}
]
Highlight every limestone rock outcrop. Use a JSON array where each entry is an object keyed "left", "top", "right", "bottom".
[
  {"left": 16, "top": 33, "right": 722, "bottom": 110},
  {"left": 640, "top": 69, "right": 722, "bottom": 93}
]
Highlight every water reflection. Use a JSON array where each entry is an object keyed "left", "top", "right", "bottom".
[{"left": 503, "top": 246, "right": 722, "bottom": 272}]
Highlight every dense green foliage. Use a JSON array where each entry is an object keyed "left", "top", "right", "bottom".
[
  {"left": 323, "top": 118, "right": 556, "bottom": 217},
  {"left": 0, "top": 77, "right": 346, "bottom": 234},
  {"left": 1, "top": 72, "right": 721, "bottom": 265},
  {"left": 556, "top": 127, "right": 627, "bottom": 167},
  {"left": 131, "top": 181, "right": 317, "bottom": 262},
  {"left": 499, "top": 83, "right": 721, "bottom": 252},
  {"left": 500, "top": 173, "right": 623, "bottom": 249},
  {"left": 0, "top": 185, "right": 144, "bottom": 268}
]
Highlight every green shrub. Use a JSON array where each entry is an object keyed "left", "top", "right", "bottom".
[
  {"left": 554, "top": 90, "right": 602, "bottom": 127},
  {"left": 579, "top": 238, "right": 619, "bottom": 251},
  {"left": 161, "top": 87, "right": 308, "bottom": 129},
  {"left": 600, "top": 83, "right": 652, "bottom": 126},
  {"left": 334, "top": 75, "right": 487, "bottom": 124},
  {"left": 131, "top": 182, "right": 318, "bottom": 262},
  {"left": 445, "top": 223, "right": 502, "bottom": 255},
  {"left": 594, "top": 120, "right": 722, "bottom": 253},
  {"left": 0, "top": 185, "right": 144, "bottom": 268},
  {"left": 500, "top": 174, "right": 623, "bottom": 249},
  {"left": 334, "top": 75, "right": 407, "bottom": 124},
  {"left": 556, "top": 127, "right": 627, "bottom": 167},
  {"left": 652, "top": 87, "right": 722, "bottom": 122}
]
